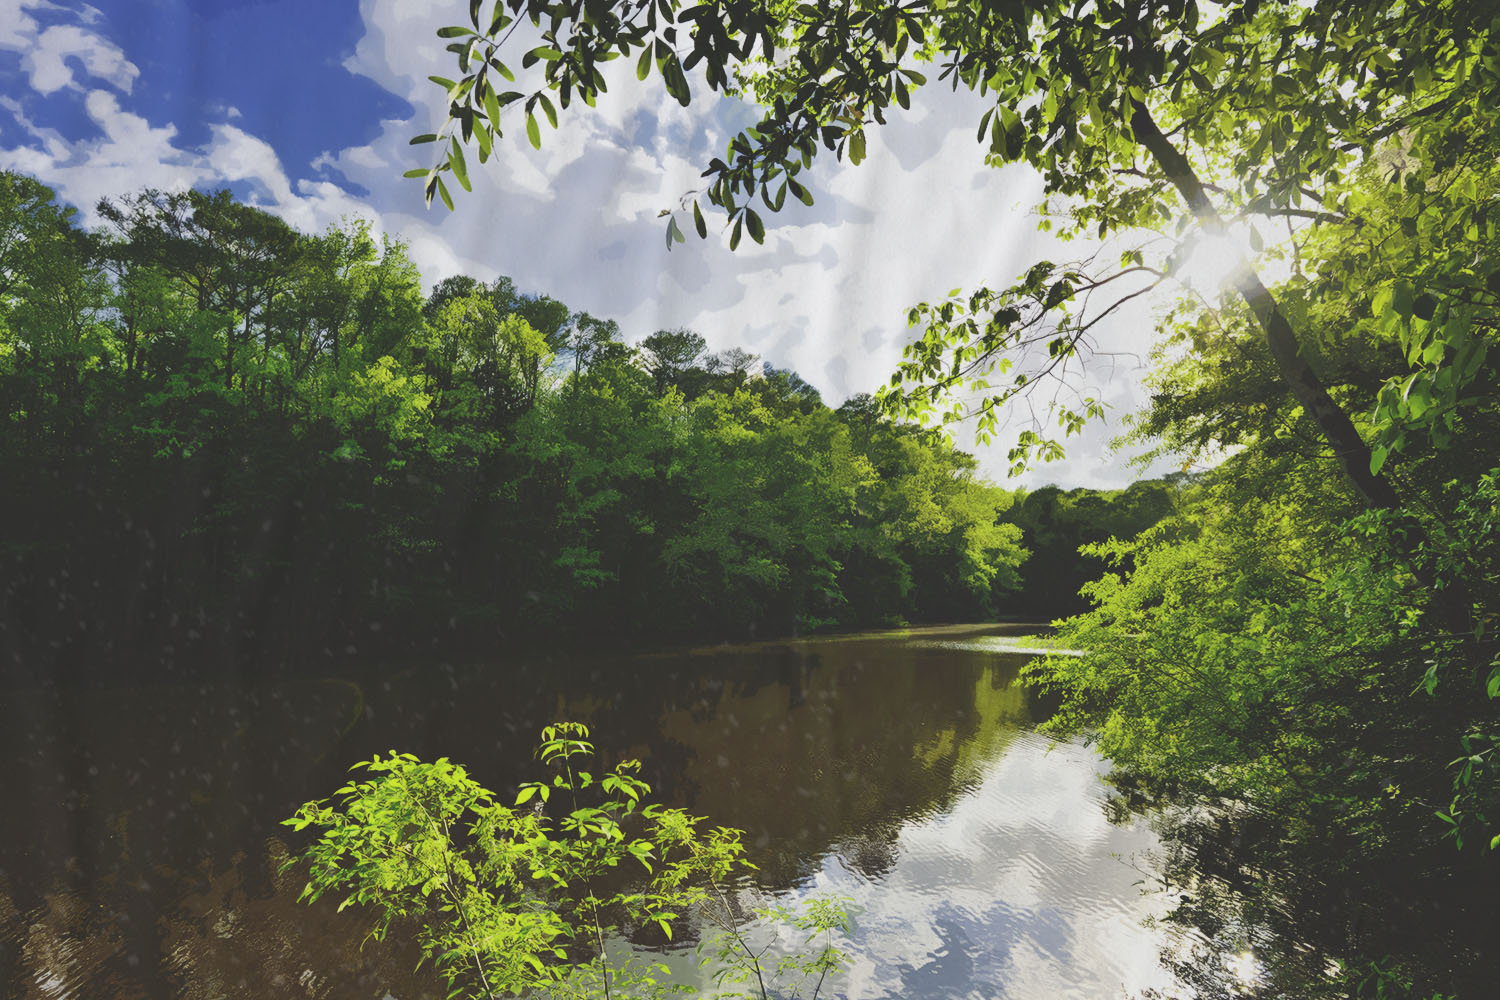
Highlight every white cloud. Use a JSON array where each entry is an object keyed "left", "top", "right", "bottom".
[
  {"left": 0, "top": 3, "right": 139, "bottom": 97},
  {"left": 0, "top": 1, "right": 36, "bottom": 50},
  {"left": 204, "top": 124, "right": 295, "bottom": 204},
  {"left": 0, "top": 88, "right": 382, "bottom": 248},
  {"left": 26, "top": 23, "right": 140, "bottom": 95},
  {"left": 342, "top": 0, "right": 449, "bottom": 102},
  {"left": 0, "top": 90, "right": 200, "bottom": 209}
]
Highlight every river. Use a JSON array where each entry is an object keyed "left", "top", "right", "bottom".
[{"left": 1, "top": 623, "right": 1239, "bottom": 998}]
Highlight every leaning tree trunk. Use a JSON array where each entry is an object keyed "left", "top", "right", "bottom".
[
  {"left": 1128, "top": 103, "right": 1401, "bottom": 511},
  {"left": 1128, "top": 102, "right": 1473, "bottom": 635}
]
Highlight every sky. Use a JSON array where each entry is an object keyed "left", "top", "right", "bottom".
[{"left": 0, "top": 0, "right": 1188, "bottom": 488}]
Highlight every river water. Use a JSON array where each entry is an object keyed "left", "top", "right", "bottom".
[{"left": 1, "top": 623, "right": 1227, "bottom": 998}]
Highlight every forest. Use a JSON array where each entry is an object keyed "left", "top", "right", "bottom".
[{"left": 1, "top": 174, "right": 1173, "bottom": 668}]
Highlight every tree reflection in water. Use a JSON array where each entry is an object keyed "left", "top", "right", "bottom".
[{"left": 0, "top": 624, "right": 1384, "bottom": 999}]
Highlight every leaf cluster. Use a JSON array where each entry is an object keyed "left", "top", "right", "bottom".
[{"left": 283, "top": 723, "right": 852, "bottom": 1000}]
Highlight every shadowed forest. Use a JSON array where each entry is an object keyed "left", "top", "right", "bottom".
[{"left": 0, "top": 175, "right": 1178, "bottom": 669}]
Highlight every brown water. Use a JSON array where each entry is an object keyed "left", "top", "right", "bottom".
[{"left": 0, "top": 623, "right": 1205, "bottom": 998}]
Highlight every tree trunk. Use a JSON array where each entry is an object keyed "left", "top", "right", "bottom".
[
  {"left": 1129, "top": 103, "right": 1400, "bottom": 510},
  {"left": 1129, "top": 102, "right": 1473, "bottom": 634}
]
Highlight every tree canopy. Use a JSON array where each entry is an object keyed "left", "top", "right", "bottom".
[
  {"left": 0, "top": 172, "right": 1031, "bottom": 666},
  {"left": 421, "top": 1, "right": 1496, "bottom": 500}
]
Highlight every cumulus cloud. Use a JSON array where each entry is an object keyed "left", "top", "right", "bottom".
[
  {"left": 317, "top": 0, "right": 1182, "bottom": 485},
  {"left": 0, "top": 1, "right": 35, "bottom": 50},
  {"left": 0, "top": 3, "right": 139, "bottom": 96},
  {"left": 2, "top": 90, "right": 192, "bottom": 207},
  {"left": 0, "top": 87, "right": 363, "bottom": 240},
  {"left": 26, "top": 23, "right": 139, "bottom": 95}
]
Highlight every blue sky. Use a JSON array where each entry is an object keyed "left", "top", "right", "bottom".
[
  {"left": 13, "top": 0, "right": 408, "bottom": 189},
  {"left": 0, "top": 0, "right": 1178, "bottom": 487}
]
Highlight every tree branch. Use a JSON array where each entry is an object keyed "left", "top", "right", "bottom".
[
  {"left": 1129, "top": 100, "right": 1473, "bottom": 635},
  {"left": 1128, "top": 101, "right": 1400, "bottom": 513}
]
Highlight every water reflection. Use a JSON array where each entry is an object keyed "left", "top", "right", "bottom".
[
  {"left": 1, "top": 624, "right": 1181, "bottom": 998},
  {"left": 792, "top": 735, "right": 1172, "bottom": 999}
]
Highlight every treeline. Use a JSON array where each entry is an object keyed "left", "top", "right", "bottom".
[
  {"left": 0, "top": 174, "right": 1042, "bottom": 669},
  {"left": 998, "top": 477, "right": 1184, "bottom": 615}
]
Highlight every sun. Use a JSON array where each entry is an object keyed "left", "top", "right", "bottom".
[{"left": 1175, "top": 227, "right": 1257, "bottom": 297}]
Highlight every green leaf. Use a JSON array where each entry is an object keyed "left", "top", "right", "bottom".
[
  {"left": 745, "top": 209, "right": 765, "bottom": 244},
  {"left": 848, "top": 130, "right": 866, "bottom": 165},
  {"left": 1391, "top": 279, "right": 1415, "bottom": 317},
  {"left": 526, "top": 112, "right": 541, "bottom": 150},
  {"left": 663, "top": 54, "right": 690, "bottom": 106},
  {"left": 449, "top": 138, "right": 471, "bottom": 192},
  {"left": 637, "top": 45, "right": 653, "bottom": 80},
  {"left": 409, "top": 133, "right": 438, "bottom": 145},
  {"left": 436, "top": 25, "right": 473, "bottom": 38},
  {"left": 692, "top": 200, "right": 707, "bottom": 239},
  {"left": 989, "top": 113, "right": 1007, "bottom": 158}
]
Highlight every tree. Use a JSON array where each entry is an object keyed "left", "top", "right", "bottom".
[
  {"left": 285, "top": 724, "right": 851, "bottom": 1000},
  {"left": 98, "top": 189, "right": 302, "bottom": 393},
  {"left": 637, "top": 327, "right": 705, "bottom": 395},
  {"left": 757, "top": 363, "right": 822, "bottom": 415},
  {"left": 996, "top": 479, "right": 1179, "bottom": 615},
  {"left": 427, "top": 291, "right": 552, "bottom": 424},
  {"left": 1013, "top": 132, "right": 1500, "bottom": 993},
  {"left": 562, "top": 311, "right": 623, "bottom": 384},
  {"left": 0, "top": 173, "right": 79, "bottom": 302},
  {"left": 0, "top": 175, "right": 116, "bottom": 452},
  {"left": 418, "top": 2, "right": 1495, "bottom": 513},
  {"left": 1, "top": 170, "right": 1038, "bottom": 666}
]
